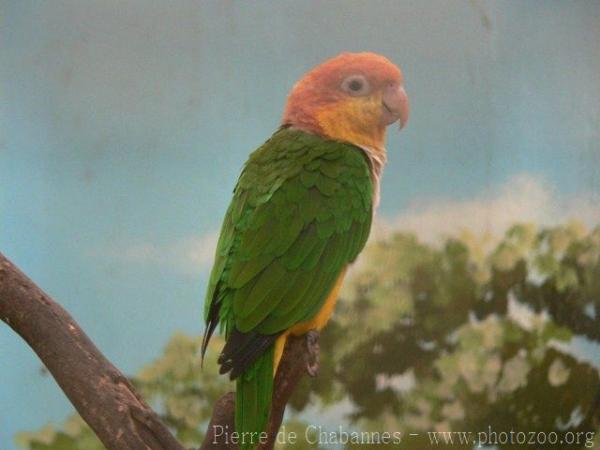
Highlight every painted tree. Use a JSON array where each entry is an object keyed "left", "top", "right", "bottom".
[{"left": 16, "top": 222, "right": 600, "bottom": 449}]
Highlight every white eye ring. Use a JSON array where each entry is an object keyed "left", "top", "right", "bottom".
[{"left": 341, "top": 74, "right": 370, "bottom": 96}]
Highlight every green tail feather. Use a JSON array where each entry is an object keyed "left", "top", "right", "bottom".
[{"left": 235, "top": 346, "right": 274, "bottom": 450}]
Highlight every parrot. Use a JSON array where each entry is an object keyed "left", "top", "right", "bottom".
[{"left": 201, "top": 52, "right": 409, "bottom": 449}]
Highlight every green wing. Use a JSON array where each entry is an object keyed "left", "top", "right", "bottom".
[{"left": 204, "top": 127, "right": 373, "bottom": 338}]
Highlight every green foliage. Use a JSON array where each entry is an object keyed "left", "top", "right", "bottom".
[
  {"left": 16, "top": 223, "right": 600, "bottom": 449},
  {"left": 134, "top": 335, "right": 233, "bottom": 445},
  {"left": 15, "top": 419, "right": 103, "bottom": 450},
  {"left": 301, "top": 222, "right": 600, "bottom": 449}
]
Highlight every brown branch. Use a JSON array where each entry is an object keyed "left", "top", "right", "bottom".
[
  {"left": 0, "top": 251, "right": 319, "bottom": 450},
  {"left": 201, "top": 331, "right": 320, "bottom": 450},
  {"left": 0, "top": 252, "right": 186, "bottom": 450}
]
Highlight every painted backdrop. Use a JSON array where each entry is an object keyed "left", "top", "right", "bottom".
[{"left": 1, "top": 1, "right": 600, "bottom": 448}]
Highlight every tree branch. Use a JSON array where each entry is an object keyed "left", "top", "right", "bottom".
[
  {"left": 0, "top": 252, "right": 186, "bottom": 450},
  {"left": 0, "top": 251, "right": 319, "bottom": 450},
  {"left": 201, "top": 332, "right": 320, "bottom": 450}
]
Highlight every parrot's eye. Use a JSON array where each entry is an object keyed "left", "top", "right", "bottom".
[{"left": 341, "top": 75, "right": 370, "bottom": 96}]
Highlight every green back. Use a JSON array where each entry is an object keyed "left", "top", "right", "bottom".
[{"left": 205, "top": 127, "right": 373, "bottom": 335}]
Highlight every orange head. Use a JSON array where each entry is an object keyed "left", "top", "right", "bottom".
[{"left": 283, "top": 52, "right": 409, "bottom": 152}]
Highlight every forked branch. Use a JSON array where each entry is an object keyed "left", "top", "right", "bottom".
[{"left": 0, "top": 252, "right": 319, "bottom": 450}]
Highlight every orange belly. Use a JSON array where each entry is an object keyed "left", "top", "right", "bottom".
[{"left": 273, "top": 267, "right": 347, "bottom": 375}]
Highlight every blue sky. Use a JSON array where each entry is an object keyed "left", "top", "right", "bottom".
[{"left": 1, "top": 1, "right": 600, "bottom": 447}]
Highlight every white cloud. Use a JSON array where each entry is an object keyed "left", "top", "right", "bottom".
[
  {"left": 374, "top": 173, "right": 600, "bottom": 244},
  {"left": 91, "top": 232, "right": 218, "bottom": 276},
  {"left": 93, "top": 174, "right": 600, "bottom": 275}
]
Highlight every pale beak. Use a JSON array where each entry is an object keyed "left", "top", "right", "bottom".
[{"left": 381, "top": 85, "right": 409, "bottom": 129}]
